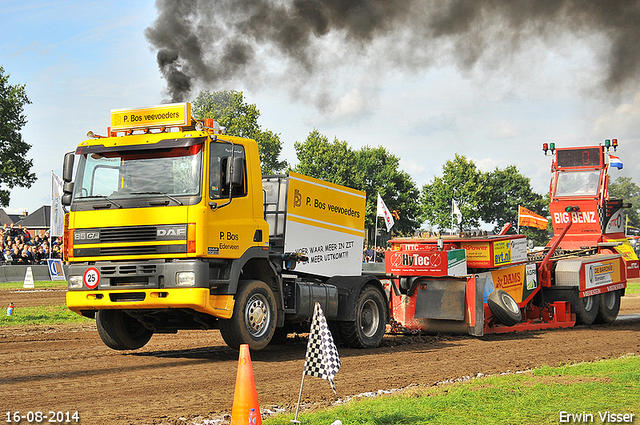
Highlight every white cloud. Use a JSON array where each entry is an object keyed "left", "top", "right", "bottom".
[{"left": 490, "top": 119, "right": 518, "bottom": 139}]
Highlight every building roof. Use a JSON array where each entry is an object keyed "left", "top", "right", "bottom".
[
  {"left": 16, "top": 205, "right": 50, "bottom": 229},
  {"left": 0, "top": 209, "right": 13, "bottom": 226}
]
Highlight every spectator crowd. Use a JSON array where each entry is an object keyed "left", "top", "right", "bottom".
[
  {"left": 363, "top": 245, "right": 388, "bottom": 263},
  {"left": 0, "top": 222, "right": 63, "bottom": 265}
]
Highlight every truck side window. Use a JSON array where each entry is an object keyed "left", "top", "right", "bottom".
[{"left": 209, "top": 142, "right": 247, "bottom": 199}]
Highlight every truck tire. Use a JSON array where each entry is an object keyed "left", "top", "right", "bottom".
[
  {"left": 595, "top": 290, "right": 621, "bottom": 324},
  {"left": 574, "top": 293, "right": 600, "bottom": 325},
  {"left": 339, "top": 285, "right": 387, "bottom": 348},
  {"left": 219, "top": 280, "right": 277, "bottom": 351},
  {"left": 96, "top": 310, "right": 153, "bottom": 350},
  {"left": 487, "top": 290, "right": 522, "bottom": 327}
]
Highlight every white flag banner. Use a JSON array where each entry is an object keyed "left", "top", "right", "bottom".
[
  {"left": 376, "top": 193, "right": 395, "bottom": 232},
  {"left": 50, "top": 172, "right": 65, "bottom": 237},
  {"left": 452, "top": 200, "right": 462, "bottom": 226},
  {"left": 303, "top": 303, "right": 341, "bottom": 394}
]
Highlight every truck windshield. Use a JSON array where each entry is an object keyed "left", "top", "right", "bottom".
[
  {"left": 73, "top": 144, "right": 203, "bottom": 201},
  {"left": 554, "top": 170, "right": 600, "bottom": 197}
]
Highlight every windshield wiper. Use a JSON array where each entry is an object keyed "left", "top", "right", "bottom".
[
  {"left": 83, "top": 195, "right": 122, "bottom": 209},
  {"left": 131, "top": 192, "right": 184, "bottom": 206}
]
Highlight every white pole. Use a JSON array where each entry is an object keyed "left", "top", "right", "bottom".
[{"left": 291, "top": 371, "right": 307, "bottom": 424}]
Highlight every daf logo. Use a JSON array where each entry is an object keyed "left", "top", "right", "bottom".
[{"left": 157, "top": 227, "right": 186, "bottom": 237}]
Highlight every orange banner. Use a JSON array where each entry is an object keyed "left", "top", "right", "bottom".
[{"left": 519, "top": 206, "right": 548, "bottom": 230}]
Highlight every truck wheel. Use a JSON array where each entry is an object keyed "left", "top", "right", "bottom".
[
  {"left": 595, "top": 290, "right": 621, "bottom": 324},
  {"left": 96, "top": 310, "right": 153, "bottom": 350},
  {"left": 487, "top": 290, "right": 522, "bottom": 326},
  {"left": 339, "top": 285, "right": 387, "bottom": 348},
  {"left": 574, "top": 293, "right": 600, "bottom": 325},
  {"left": 219, "top": 280, "right": 276, "bottom": 351}
]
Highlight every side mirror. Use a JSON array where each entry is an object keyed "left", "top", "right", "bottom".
[
  {"left": 61, "top": 193, "right": 73, "bottom": 206},
  {"left": 63, "top": 152, "right": 75, "bottom": 183}
]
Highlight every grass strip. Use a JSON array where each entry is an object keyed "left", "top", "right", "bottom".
[
  {"left": 1, "top": 304, "right": 93, "bottom": 326},
  {"left": 264, "top": 355, "right": 640, "bottom": 425},
  {"left": 626, "top": 281, "right": 640, "bottom": 294},
  {"left": 0, "top": 280, "right": 67, "bottom": 290}
]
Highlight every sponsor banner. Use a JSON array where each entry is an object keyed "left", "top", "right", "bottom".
[
  {"left": 479, "top": 263, "right": 535, "bottom": 304},
  {"left": 460, "top": 241, "right": 492, "bottom": 267},
  {"left": 284, "top": 173, "right": 366, "bottom": 277},
  {"left": 461, "top": 237, "right": 527, "bottom": 268},
  {"left": 584, "top": 258, "right": 623, "bottom": 290},
  {"left": 511, "top": 238, "right": 528, "bottom": 263},
  {"left": 47, "top": 259, "right": 66, "bottom": 281},
  {"left": 385, "top": 249, "right": 467, "bottom": 276},
  {"left": 605, "top": 208, "right": 624, "bottom": 234},
  {"left": 550, "top": 201, "right": 601, "bottom": 236},
  {"left": 286, "top": 172, "right": 366, "bottom": 236},
  {"left": 110, "top": 102, "right": 191, "bottom": 131},
  {"left": 285, "top": 220, "right": 363, "bottom": 277}
]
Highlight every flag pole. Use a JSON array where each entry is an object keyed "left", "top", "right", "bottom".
[
  {"left": 373, "top": 216, "right": 378, "bottom": 262},
  {"left": 291, "top": 370, "right": 306, "bottom": 424},
  {"left": 517, "top": 206, "right": 520, "bottom": 234}
]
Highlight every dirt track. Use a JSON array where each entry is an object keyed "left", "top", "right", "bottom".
[{"left": 1, "top": 288, "right": 639, "bottom": 425}]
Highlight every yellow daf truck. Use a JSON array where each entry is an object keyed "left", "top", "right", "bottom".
[{"left": 62, "top": 103, "right": 388, "bottom": 351}]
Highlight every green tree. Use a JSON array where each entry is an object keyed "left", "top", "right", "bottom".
[
  {"left": 293, "top": 130, "right": 421, "bottom": 238},
  {"left": 0, "top": 66, "right": 36, "bottom": 207},
  {"left": 482, "top": 165, "right": 550, "bottom": 245},
  {"left": 420, "top": 156, "right": 549, "bottom": 245},
  {"left": 420, "top": 154, "right": 484, "bottom": 232},
  {"left": 192, "top": 90, "right": 287, "bottom": 174},
  {"left": 353, "top": 145, "right": 420, "bottom": 236},
  {"left": 609, "top": 176, "right": 640, "bottom": 234},
  {"left": 292, "top": 130, "right": 356, "bottom": 186}
]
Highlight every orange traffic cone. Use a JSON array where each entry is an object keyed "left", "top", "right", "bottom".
[{"left": 230, "top": 344, "right": 262, "bottom": 425}]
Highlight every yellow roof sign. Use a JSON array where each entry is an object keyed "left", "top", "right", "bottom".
[{"left": 110, "top": 102, "right": 191, "bottom": 131}]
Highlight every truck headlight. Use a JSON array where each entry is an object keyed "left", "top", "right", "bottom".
[
  {"left": 176, "top": 271, "right": 196, "bottom": 287},
  {"left": 69, "top": 276, "right": 83, "bottom": 289}
]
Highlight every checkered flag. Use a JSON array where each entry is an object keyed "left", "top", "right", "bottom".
[{"left": 304, "top": 302, "right": 341, "bottom": 394}]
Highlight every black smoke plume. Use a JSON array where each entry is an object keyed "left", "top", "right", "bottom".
[{"left": 145, "top": 0, "right": 640, "bottom": 103}]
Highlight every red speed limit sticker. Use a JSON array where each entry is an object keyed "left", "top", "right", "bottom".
[{"left": 83, "top": 267, "right": 100, "bottom": 289}]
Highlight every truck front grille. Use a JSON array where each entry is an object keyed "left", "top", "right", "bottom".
[{"left": 100, "top": 227, "right": 157, "bottom": 242}]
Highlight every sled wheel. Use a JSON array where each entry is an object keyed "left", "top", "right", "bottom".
[
  {"left": 219, "top": 280, "right": 277, "bottom": 351},
  {"left": 574, "top": 293, "right": 600, "bottom": 325},
  {"left": 96, "top": 310, "right": 153, "bottom": 350},
  {"left": 339, "top": 285, "right": 387, "bottom": 348},
  {"left": 487, "top": 290, "right": 522, "bottom": 326},
  {"left": 594, "top": 290, "right": 621, "bottom": 324}
]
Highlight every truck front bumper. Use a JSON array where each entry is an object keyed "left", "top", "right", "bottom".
[{"left": 66, "top": 288, "right": 235, "bottom": 319}]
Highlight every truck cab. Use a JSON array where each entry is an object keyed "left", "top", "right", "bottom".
[{"left": 546, "top": 141, "right": 639, "bottom": 278}]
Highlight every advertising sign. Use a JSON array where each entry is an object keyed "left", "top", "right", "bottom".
[
  {"left": 110, "top": 102, "right": 191, "bottom": 131},
  {"left": 385, "top": 249, "right": 467, "bottom": 276},
  {"left": 284, "top": 172, "right": 366, "bottom": 277}
]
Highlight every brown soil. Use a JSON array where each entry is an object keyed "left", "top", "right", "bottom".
[{"left": 1, "top": 288, "right": 639, "bottom": 425}]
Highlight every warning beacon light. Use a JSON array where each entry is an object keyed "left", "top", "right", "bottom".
[
  {"left": 543, "top": 142, "right": 555, "bottom": 155},
  {"left": 604, "top": 138, "right": 618, "bottom": 152}
]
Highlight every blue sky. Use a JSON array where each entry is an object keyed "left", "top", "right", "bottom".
[{"left": 2, "top": 0, "right": 639, "bottom": 222}]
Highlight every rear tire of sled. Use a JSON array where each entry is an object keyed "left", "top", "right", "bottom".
[
  {"left": 594, "top": 290, "right": 621, "bottom": 324},
  {"left": 96, "top": 310, "right": 153, "bottom": 350},
  {"left": 574, "top": 293, "right": 600, "bottom": 325},
  {"left": 487, "top": 290, "right": 522, "bottom": 327}
]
